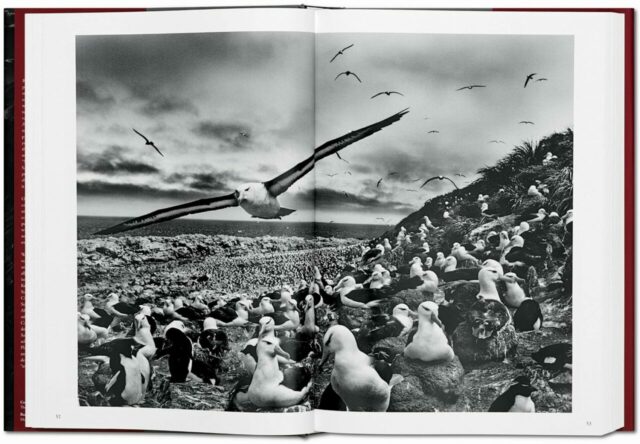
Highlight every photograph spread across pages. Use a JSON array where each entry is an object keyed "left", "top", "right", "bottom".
[{"left": 76, "top": 30, "right": 574, "bottom": 413}]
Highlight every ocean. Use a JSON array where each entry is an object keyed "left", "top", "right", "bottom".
[{"left": 77, "top": 216, "right": 391, "bottom": 240}]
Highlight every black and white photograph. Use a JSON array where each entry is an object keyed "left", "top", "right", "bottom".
[{"left": 76, "top": 30, "right": 574, "bottom": 413}]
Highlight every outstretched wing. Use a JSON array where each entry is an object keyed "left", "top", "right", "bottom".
[
  {"left": 151, "top": 144, "right": 164, "bottom": 157},
  {"left": 351, "top": 72, "right": 362, "bottom": 83},
  {"left": 264, "top": 109, "right": 408, "bottom": 197},
  {"left": 456, "top": 86, "right": 469, "bottom": 91},
  {"left": 95, "top": 193, "right": 239, "bottom": 235},
  {"left": 443, "top": 176, "right": 459, "bottom": 190},
  {"left": 390, "top": 91, "right": 404, "bottom": 96},
  {"left": 376, "top": 178, "right": 383, "bottom": 188},
  {"left": 132, "top": 128, "right": 149, "bottom": 143},
  {"left": 341, "top": 43, "right": 354, "bottom": 52},
  {"left": 370, "top": 92, "right": 384, "bottom": 99},
  {"left": 419, "top": 177, "right": 439, "bottom": 189},
  {"left": 334, "top": 72, "right": 346, "bottom": 80},
  {"left": 329, "top": 52, "right": 340, "bottom": 63}
]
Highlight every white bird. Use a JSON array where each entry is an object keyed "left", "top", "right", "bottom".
[
  {"left": 320, "top": 325, "right": 402, "bottom": 411},
  {"left": 477, "top": 260, "right": 504, "bottom": 301},
  {"left": 527, "top": 208, "right": 548, "bottom": 224},
  {"left": 424, "top": 216, "right": 437, "bottom": 230},
  {"left": 404, "top": 301, "right": 454, "bottom": 363},
  {"left": 527, "top": 185, "right": 543, "bottom": 197},
  {"left": 96, "top": 110, "right": 408, "bottom": 234}
]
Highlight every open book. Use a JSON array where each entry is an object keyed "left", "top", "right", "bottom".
[{"left": 4, "top": 4, "right": 635, "bottom": 436}]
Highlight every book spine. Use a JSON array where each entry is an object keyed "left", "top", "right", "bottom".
[
  {"left": 3, "top": 7, "right": 18, "bottom": 433},
  {"left": 622, "top": 8, "right": 635, "bottom": 434}
]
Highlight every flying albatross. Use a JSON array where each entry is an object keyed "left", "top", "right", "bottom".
[
  {"left": 95, "top": 109, "right": 409, "bottom": 235},
  {"left": 419, "top": 175, "right": 459, "bottom": 190},
  {"left": 133, "top": 128, "right": 164, "bottom": 157}
]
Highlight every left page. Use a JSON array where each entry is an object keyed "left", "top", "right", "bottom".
[{"left": 24, "top": 8, "right": 323, "bottom": 434}]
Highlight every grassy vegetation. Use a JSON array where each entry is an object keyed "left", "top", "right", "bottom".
[{"left": 381, "top": 128, "right": 573, "bottom": 251}]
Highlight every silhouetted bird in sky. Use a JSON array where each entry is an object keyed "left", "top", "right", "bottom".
[
  {"left": 489, "top": 140, "right": 506, "bottom": 144},
  {"left": 376, "top": 178, "right": 384, "bottom": 188},
  {"left": 524, "top": 73, "right": 537, "bottom": 88},
  {"left": 132, "top": 128, "right": 164, "bottom": 157},
  {"left": 456, "top": 85, "right": 486, "bottom": 91},
  {"left": 371, "top": 91, "right": 404, "bottom": 99},
  {"left": 536, "top": 78, "right": 548, "bottom": 82},
  {"left": 455, "top": 173, "right": 466, "bottom": 178},
  {"left": 419, "top": 175, "right": 459, "bottom": 190},
  {"left": 330, "top": 44, "right": 354, "bottom": 62},
  {"left": 427, "top": 130, "right": 440, "bottom": 134},
  {"left": 519, "top": 121, "right": 535, "bottom": 125},
  {"left": 335, "top": 71, "right": 362, "bottom": 82}
]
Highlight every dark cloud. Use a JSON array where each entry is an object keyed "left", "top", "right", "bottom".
[
  {"left": 77, "top": 180, "right": 209, "bottom": 201},
  {"left": 166, "top": 172, "right": 230, "bottom": 192},
  {"left": 139, "top": 95, "right": 198, "bottom": 117},
  {"left": 291, "top": 187, "right": 414, "bottom": 213},
  {"left": 76, "top": 80, "right": 115, "bottom": 108},
  {"left": 76, "top": 32, "right": 280, "bottom": 87},
  {"left": 78, "top": 147, "right": 159, "bottom": 175},
  {"left": 192, "top": 120, "right": 251, "bottom": 149}
]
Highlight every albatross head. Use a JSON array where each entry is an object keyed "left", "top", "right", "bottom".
[{"left": 235, "top": 182, "right": 268, "bottom": 204}]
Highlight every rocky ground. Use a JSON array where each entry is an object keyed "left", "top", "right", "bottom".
[{"left": 78, "top": 232, "right": 571, "bottom": 413}]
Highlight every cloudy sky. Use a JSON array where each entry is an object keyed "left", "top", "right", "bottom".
[{"left": 77, "top": 31, "right": 573, "bottom": 224}]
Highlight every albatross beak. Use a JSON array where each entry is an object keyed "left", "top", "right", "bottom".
[{"left": 274, "top": 344, "right": 291, "bottom": 360}]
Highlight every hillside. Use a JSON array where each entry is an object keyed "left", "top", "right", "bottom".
[{"left": 381, "top": 128, "right": 573, "bottom": 260}]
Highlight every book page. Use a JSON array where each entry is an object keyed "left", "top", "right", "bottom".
[
  {"left": 312, "top": 8, "right": 624, "bottom": 436},
  {"left": 25, "top": 7, "right": 320, "bottom": 435}
]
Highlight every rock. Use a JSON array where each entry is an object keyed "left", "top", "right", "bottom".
[
  {"left": 393, "top": 288, "right": 433, "bottom": 309},
  {"left": 451, "top": 321, "right": 517, "bottom": 365},
  {"left": 388, "top": 375, "right": 439, "bottom": 412},
  {"left": 548, "top": 371, "right": 572, "bottom": 388},
  {"left": 393, "top": 355, "right": 465, "bottom": 403},
  {"left": 442, "top": 281, "right": 480, "bottom": 309},
  {"left": 164, "top": 378, "right": 229, "bottom": 410}
]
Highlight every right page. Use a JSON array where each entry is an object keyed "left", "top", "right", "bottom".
[{"left": 312, "top": 8, "right": 626, "bottom": 436}]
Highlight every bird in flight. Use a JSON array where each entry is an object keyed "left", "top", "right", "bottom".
[
  {"left": 95, "top": 109, "right": 409, "bottom": 234},
  {"left": 132, "top": 128, "right": 164, "bottom": 157},
  {"left": 387, "top": 172, "right": 398, "bottom": 177},
  {"left": 489, "top": 140, "right": 506, "bottom": 144},
  {"left": 427, "top": 130, "right": 440, "bottom": 134},
  {"left": 330, "top": 44, "right": 354, "bottom": 63},
  {"left": 376, "top": 178, "right": 383, "bottom": 188},
  {"left": 239, "top": 131, "right": 250, "bottom": 138},
  {"left": 455, "top": 173, "right": 466, "bottom": 178},
  {"left": 325, "top": 173, "right": 338, "bottom": 177},
  {"left": 371, "top": 91, "right": 404, "bottom": 99},
  {"left": 524, "top": 73, "right": 537, "bottom": 88},
  {"left": 404, "top": 188, "right": 418, "bottom": 192},
  {"left": 335, "top": 71, "right": 362, "bottom": 82},
  {"left": 343, "top": 191, "right": 350, "bottom": 198},
  {"left": 536, "top": 78, "right": 548, "bottom": 82},
  {"left": 456, "top": 85, "right": 486, "bottom": 91},
  {"left": 419, "top": 175, "right": 459, "bottom": 190},
  {"left": 519, "top": 121, "right": 535, "bottom": 125}
]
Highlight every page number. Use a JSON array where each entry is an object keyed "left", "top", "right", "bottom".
[
  {"left": 586, "top": 421, "right": 592, "bottom": 426},
  {"left": 55, "top": 414, "right": 61, "bottom": 420}
]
